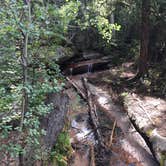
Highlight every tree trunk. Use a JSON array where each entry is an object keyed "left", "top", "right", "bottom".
[
  {"left": 20, "top": 33, "right": 29, "bottom": 131},
  {"left": 20, "top": 0, "right": 31, "bottom": 132},
  {"left": 138, "top": 0, "right": 150, "bottom": 76},
  {"left": 19, "top": 2, "right": 31, "bottom": 165},
  {"left": 110, "top": 12, "right": 115, "bottom": 38}
]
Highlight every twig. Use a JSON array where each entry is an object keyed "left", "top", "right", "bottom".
[
  {"left": 109, "top": 120, "right": 116, "bottom": 148},
  {"left": 71, "top": 126, "right": 83, "bottom": 132}
]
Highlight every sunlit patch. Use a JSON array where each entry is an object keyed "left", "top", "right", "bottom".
[
  {"left": 76, "top": 127, "right": 91, "bottom": 140},
  {"left": 71, "top": 118, "right": 95, "bottom": 143},
  {"left": 98, "top": 96, "right": 108, "bottom": 105}
]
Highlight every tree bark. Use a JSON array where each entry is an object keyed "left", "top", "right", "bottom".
[
  {"left": 138, "top": 0, "right": 150, "bottom": 76},
  {"left": 20, "top": 0, "right": 31, "bottom": 132},
  {"left": 82, "top": 78, "right": 104, "bottom": 147},
  {"left": 19, "top": 2, "right": 31, "bottom": 165}
]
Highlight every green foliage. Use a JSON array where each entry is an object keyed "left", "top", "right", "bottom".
[
  {"left": 70, "top": 93, "right": 83, "bottom": 111},
  {"left": 160, "top": 153, "right": 166, "bottom": 166},
  {"left": 59, "top": 1, "right": 81, "bottom": 32},
  {"left": 95, "top": 16, "right": 121, "bottom": 42},
  {"left": 51, "top": 131, "right": 72, "bottom": 166},
  {"left": 0, "top": 143, "right": 24, "bottom": 158},
  {"left": 0, "top": 0, "right": 78, "bottom": 163},
  {"left": 77, "top": 0, "right": 121, "bottom": 42}
]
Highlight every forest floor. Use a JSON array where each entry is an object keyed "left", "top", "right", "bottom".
[
  {"left": 66, "top": 61, "right": 166, "bottom": 166},
  {"left": 0, "top": 60, "right": 165, "bottom": 166}
]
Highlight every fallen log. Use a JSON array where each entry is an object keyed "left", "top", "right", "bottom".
[
  {"left": 66, "top": 77, "right": 86, "bottom": 99},
  {"left": 81, "top": 77, "right": 105, "bottom": 147},
  {"left": 66, "top": 77, "right": 105, "bottom": 147},
  {"left": 67, "top": 78, "right": 159, "bottom": 165}
]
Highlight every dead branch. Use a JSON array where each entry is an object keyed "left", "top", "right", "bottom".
[
  {"left": 109, "top": 120, "right": 116, "bottom": 148},
  {"left": 66, "top": 77, "right": 86, "bottom": 99},
  {"left": 81, "top": 77, "right": 105, "bottom": 147},
  {"left": 66, "top": 76, "right": 106, "bottom": 148},
  {"left": 90, "top": 144, "right": 96, "bottom": 166}
]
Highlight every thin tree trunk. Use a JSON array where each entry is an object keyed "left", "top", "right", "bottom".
[
  {"left": 19, "top": 2, "right": 31, "bottom": 165},
  {"left": 20, "top": 0, "right": 31, "bottom": 133},
  {"left": 19, "top": 20, "right": 29, "bottom": 166},
  {"left": 110, "top": 12, "right": 115, "bottom": 38},
  {"left": 20, "top": 33, "right": 29, "bottom": 131},
  {"left": 138, "top": 0, "right": 150, "bottom": 76}
]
